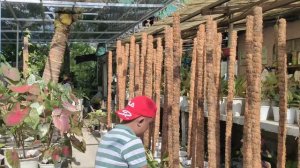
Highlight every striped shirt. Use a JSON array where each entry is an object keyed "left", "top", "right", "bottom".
[{"left": 95, "top": 125, "right": 147, "bottom": 168}]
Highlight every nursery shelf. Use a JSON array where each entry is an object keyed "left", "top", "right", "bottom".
[{"left": 204, "top": 112, "right": 299, "bottom": 137}]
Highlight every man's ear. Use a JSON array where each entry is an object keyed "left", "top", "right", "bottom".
[{"left": 136, "top": 117, "right": 145, "bottom": 127}]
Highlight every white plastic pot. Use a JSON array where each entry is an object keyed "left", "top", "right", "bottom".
[
  {"left": 39, "top": 163, "right": 55, "bottom": 168},
  {"left": 272, "top": 107, "right": 296, "bottom": 124},
  {"left": 296, "top": 109, "right": 300, "bottom": 123},
  {"left": 219, "top": 99, "right": 227, "bottom": 115},
  {"left": 233, "top": 98, "right": 244, "bottom": 117},
  {"left": 5, "top": 154, "right": 40, "bottom": 168},
  {"left": 260, "top": 106, "right": 270, "bottom": 121}
]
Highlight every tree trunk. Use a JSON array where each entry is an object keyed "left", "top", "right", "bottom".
[
  {"left": 107, "top": 51, "right": 112, "bottom": 129},
  {"left": 276, "top": 18, "right": 287, "bottom": 168},
  {"left": 195, "top": 24, "right": 206, "bottom": 168},
  {"left": 161, "top": 26, "right": 174, "bottom": 164},
  {"left": 143, "top": 35, "right": 154, "bottom": 149},
  {"left": 134, "top": 44, "right": 140, "bottom": 96},
  {"left": 43, "top": 14, "right": 75, "bottom": 83},
  {"left": 23, "top": 36, "right": 29, "bottom": 77},
  {"left": 251, "top": 7, "right": 263, "bottom": 167},
  {"left": 188, "top": 38, "right": 198, "bottom": 159},
  {"left": 129, "top": 36, "right": 135, "bottom": 99},
  {"left": 153, "top": 38, "right": 163, "bottom": 155},
  {"left": 206, "top": 17, "right": 218, "bottom": 168},
  {"left": 116, "top": 41, "right": 122, "bottom": 111},
  {"left": 243, "top": 15, "right": 254, "bottom": 168},
  {"left": 225, "top": 30, "right": 237, "bottom": 168},
  {"left": 141, "top": 33, "right": 147, "bottom": 95},
  {"left": 172, "top": 13, "right": 182, "bottom": 168}
]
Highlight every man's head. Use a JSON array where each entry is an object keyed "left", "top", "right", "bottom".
[{"left": 116, "top": 96, "right": 157, "bottom": 136}]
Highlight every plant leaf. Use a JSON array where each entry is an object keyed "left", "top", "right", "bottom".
[
  {"left": 38, "top": 123, "right": 50, "bottom": 138},
  {"left": 1, "top": 64, "right": 20, "bottom": 82},
  {"left": 28, "top": 84, "right": 40, "bottom": 95},
  {"left": 4, "top": 103, "right": 30, "bottom": 126},
  {"left": 70, "top": 135, "right": 86, "bottom": 153},
  {"left": 5, "top": 149, "right": 20, "bottom": 168},
  {"left": 9, "top": 85, "right": 32, "bottom": 93},
  {"left": 62, "top": 101, "right": 80, "bottom": 112}
]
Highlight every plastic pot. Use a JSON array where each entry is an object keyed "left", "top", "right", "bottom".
[
  {"left": 260, "top": 106, "right": 270, "bottom": 121},
  {"left": 272, "top": 107, "right": 295, "bottom": 124}
]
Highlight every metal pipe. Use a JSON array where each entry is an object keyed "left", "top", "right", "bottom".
[
  {"left": 16, "top": 24, "right": 19, "bottom": 68},
  {"left": 0, "top": 17, "right": 137, "bottom": 23},
  {"left": 1, "top": 0, "right": 164, "bottom": 8},
  {"left": 1, "top": 30, "right": 122, "bottom": 34}
]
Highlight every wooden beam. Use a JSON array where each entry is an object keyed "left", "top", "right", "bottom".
[{"left": 180, "top": 0, "right": 229, "bottom": 23}]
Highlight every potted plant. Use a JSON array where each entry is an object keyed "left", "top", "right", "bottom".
[
  {"left": 221, "top": 75, "right": 246, "bottom": 116},
  {"left": 0, "top": 63, "right": 43, "bottom": 168},
  {"left": 272, "top": 77, "right": 297, "bottom": 124},
  {"left": 0, "top": 63, "right": 86, "bottom": 168},
  {"left": 261, "top": 72, "right": 278, "bottom": 121}
]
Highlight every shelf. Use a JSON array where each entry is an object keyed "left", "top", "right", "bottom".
[{"left": 203, "top": 112, "right": 299, "bottom": 137}]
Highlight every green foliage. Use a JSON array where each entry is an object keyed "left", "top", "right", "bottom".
[
  {"left": 87, "top": 109, "right": 107, "bottom": 127},
  {"left": 70, "top": 43, "right": 97, "bottom": 97},
  {"left": 221, "top": 75, "right": 246, "bottom": 98},
  {"left": 261, "top": 72, "right": 279, "bottom": 102},
  {"left": 28, "top": 44, "right": 49, "bottom": 76}
]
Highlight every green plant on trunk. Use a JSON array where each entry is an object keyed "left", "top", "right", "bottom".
[
  {"left": 87, "top": 109, "right": 107, "bottom": 130},
  {"left": 287, "top": 77, "right": 300, "bottom": 108}
]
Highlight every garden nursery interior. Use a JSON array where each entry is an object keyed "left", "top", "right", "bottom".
[{"left": 1, "top": 0, "right": 300, "bottom": 168}]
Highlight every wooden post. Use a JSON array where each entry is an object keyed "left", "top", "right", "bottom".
[{"left": 23, "top": 36, "right": 29, "bottom": 77}]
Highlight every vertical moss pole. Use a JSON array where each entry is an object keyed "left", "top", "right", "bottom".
[
  {"left": 251, "top": 7, "right": 263, "bottom": 167},
  {"left": 141, "top": 33, "right": 147, "bottom": 95},
  {"left": 172, "top": 13, "right": 181, "bottom": 167},
  {"left": 134, "top": 44, "right": 140, "bottom": 96},
  {"left": 188, "top": 38, "right": 197, "bottom": 159},
  {"left": 195, "top": 24, "right": 206, "bottom": 168},
  {"left": 206, "top": 17, "right": 217, "bottom": 168},
  {"left": 153, "top": 38, "right": 163, "bottom": 154},
  {"left": 23, "top": 36, "right": 29, "bottom": 77},
  {"left": 243, "top": 15, "right": 254, "bottom": 168},
  {"left": 107, "top": 51, "right": 112, "bottom": 129},
  {"left": 129, "top": 36, "right": 136, "bottom": 99},
  {"left": 277, "top": 18, "right": 287, "bottom": 168},
  {"left": 225, "top": 30, "right": 237, "bottom": 168},
  {"left": 161, "top": 26, "right": 174, "bottom": 164},
  {"left": 116, "top": 41, "right": 122, "bottom": 111},
  {"left": 144, "top": 35, "right": 154, "bottom": 149}
]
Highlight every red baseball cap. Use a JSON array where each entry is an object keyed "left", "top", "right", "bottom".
[{"left": 116, "top": 96, "right": 157, "bottom": 121}]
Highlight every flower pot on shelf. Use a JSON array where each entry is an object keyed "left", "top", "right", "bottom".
[
  {"left": 272, "top": 107, "right": 296, "bottom": 124},
  {"left": 295, "top": 109, "right": 300, "bottom": 123},
  {"left": 39, "top": 163, "right": 55, "bottom": 168},
  {"left": 233, "top": 98, "right": 244, "bottom": 117},
  {"left": 219, "top": 98, "right": 227, "bottom": 115},
  {"left": 260, "top": 106, "right": 270, "bottom": 121}
]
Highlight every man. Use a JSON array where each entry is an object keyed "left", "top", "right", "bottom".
[{"left": 95, "top": 96, "right": 157, "bottom": 168}]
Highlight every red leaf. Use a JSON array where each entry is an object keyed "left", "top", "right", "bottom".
[
  {"left": 62, "top": 101, "right": 79, "bottom": 112},
  {"left": 1, "top": 64, "right": 20, "bottom": 81},
  {"left": 9, "top": 85, "right": 32, "bottom": 93},
  {"left": 28, "top": 84, "right": 40, "bottom": 95},
  {"left": 4, "top": 103, "right": 30, "bottom": 126},
  {"left": 52, "top": 108, "right": 62, "bottom": 116},
  {"left": 62, "top": 146, "right": 71, "bottom": 157}
]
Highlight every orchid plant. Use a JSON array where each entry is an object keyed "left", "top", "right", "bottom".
[{"left": 0, "top": 63, "right": 86, "bottom": 167}]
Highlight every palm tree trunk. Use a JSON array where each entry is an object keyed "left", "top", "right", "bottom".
[
  {"left": 107, "top": 51, "right": 112, "bottom": 129},
  {"left": 225, "top": 30, "right": 237, "bottom": 168},
  {"left": 153, "top": 38, "right": 163, "bottom": 155},
  {"left": 243, "top": 15, "right": 254, "bottom": 168},
  {"left": 188, "top": 38, "right": 198, "bottom": 159},
  {"left": 195, "top": 24, "right": 206, "bottom": 168},
  {"left": 134, "top": 44, "right": 140, "bottom": 96},
  {"left": 43, "top": 14, "right": 75, "bottom": 83},
  {"left": 129, "top": 36, "right": 136, "bottom": 99},
  {"left": 251, "top": 7, "right": 263, "bottom": 167},
  {"left": 172, "top": 13, "right": 181, "bottom": 168},
  {"left": 140, "top": 33, "right": 147, "bottom": 95},
  {"left": 143, "top": 35, "right": 154, "bottom": 149},
  {"left": 206, "top": 17, "right": 218, "bottom": 168},
  {"left": 116, "top": 41, "right": 122, "bottom": 111},
  {"left": 161, "top": 26, "right": 174, "bottom": 164},
  {"left": 277, "top": 18, "right": 287, "bottom": 168}
]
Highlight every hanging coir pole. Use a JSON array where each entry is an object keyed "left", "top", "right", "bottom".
[
  {"left": 107, "top": 51, "right": 112, "bottom": 129},
  {"left": 134, "top": 44, "right": 140, "bottom": 96},
  {"left": 141, "top": 33, "right": 147, "bottom": 95},
  {"left": 129, "top": 36, "right": 135, "bottom": 99}
]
